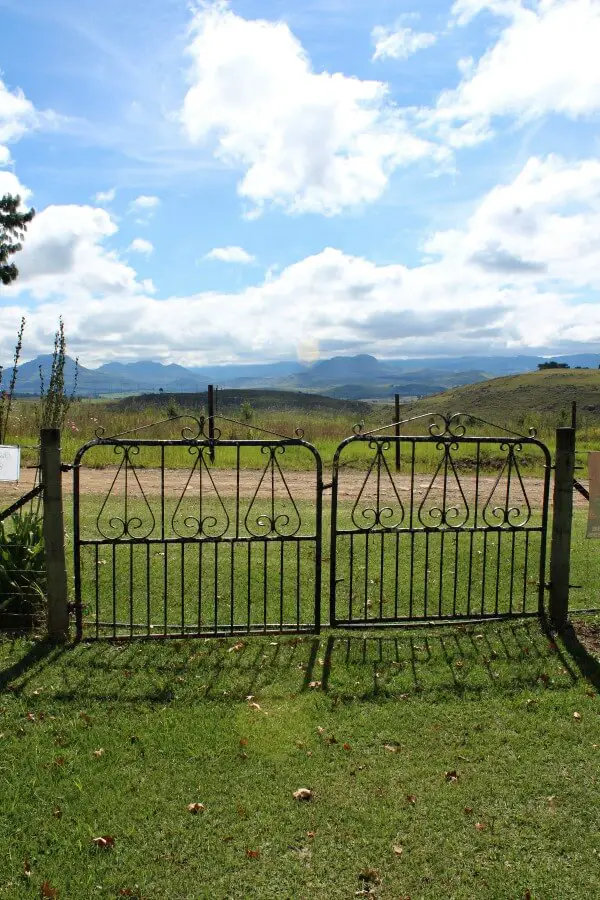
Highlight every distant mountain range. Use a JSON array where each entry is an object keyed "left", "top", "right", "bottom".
[{"left": 6, "top": 352, "right": 600, "bottom": 401}]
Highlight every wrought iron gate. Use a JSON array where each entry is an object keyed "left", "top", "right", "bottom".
[
  {"left": 330, "top": 414, "right": 551, "bottom": 626},
  {"left": 73, "top": 417, "right": 322, "bottom": 639}
]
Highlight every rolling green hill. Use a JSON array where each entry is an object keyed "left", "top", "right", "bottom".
[{"left": 398, "top": 368, "right": 600, "bottom": 426}]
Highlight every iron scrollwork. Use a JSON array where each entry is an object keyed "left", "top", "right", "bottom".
[
  {"left": 96, "top": 444, "right": 156, "bottom": 540},
  {"left": 350, "top": 440, "right": 405, "bottom": 531},
  {"left": 171, "top": 445, "right": 230, "bottom": 538},
  {"left": 244, "top": 445, "right": 302, "bottom": 537}
]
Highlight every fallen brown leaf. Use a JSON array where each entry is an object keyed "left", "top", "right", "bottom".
[
  {"left": 406, "top": 794, "right": 417, "bottom": 805},
  {"left": 343, "top": 743, "right": 352, "bottom": 751},
  {"left": 79, "top": 712, "right": 92, "bottom": 725},
  {"left": 52, "top": 807, "right": 62, "bottom": 819},
  {"left": 539, "top": 673, "right": 550, "bottom": 685},
  {"left": 307, "top": 831, "right": 316, "bottom": 839},
  {"left": 228, "top": 641, "right": 245, "bottom": 653},
  {"left": 317, "top": 726, "right": 325, "bottom": 735},
  {"left": 573, "top": 711, "right": 582, "bottom": 721},
  {"left": 239, "top": 737, "right": 248, "bottom": 747},
  {"left": 187, "top": 803, "right": 205, "bottom": 814},
  {"left": 23, "top": 858, "right": 31, "bottom": 878},
  {"left": 444, "top": 770, "right": 459, "bottom": 783},
  {"left": 358, "top": 868, "right": 380, "bottom": 884},
  {"left": 91, "top": 835, "right": 115, "bottom": 849},
  {"left": 475, "top": 822, "right": 487, "bottom": 832},
  {"left": 463, "top": 806, "right": 473, "bottom": 815},
  {"left": 245, "top": 849, "right": 260, "bottom": 859},
  {"left": 26, "top": 712, "right": 36, "bottom": 722},
  {"left": 92, "top": 748, "right": 104, "bottom": 758},
  {"left": 327, "top": 735, "right": 338, "bottom": 744},
  {"left": 308, "top": 680, "right": 322, "bottom": 689},
  {"left": 40, "top": 882, "right": 59, "bottom": 898},
  {"left": 248, "top": 702, "right": 262, "bottom": 711},
  {"left": 293, "top": 788, "right": 313, "bottom": 801},
  {"left": 393, "top": 845, "right": 403, "bottom": 857},
  {"left": 384, "top": 743, "right": 399, "bottom": 753}
]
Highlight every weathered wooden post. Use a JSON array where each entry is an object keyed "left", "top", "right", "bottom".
[
  {"left": 40, "top": 428, "right": 69, "bottom": 640},
  {"left": 549, "top": 426, "right": 575, "bottom": 627},
  {"left": 394, "top": 393, "right": 401, "bottom": 473}
]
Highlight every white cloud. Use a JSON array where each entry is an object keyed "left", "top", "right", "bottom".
[
  {"left": 450, "top": 0, "right": 521, "bottom": 26},
  {"left": 4, "top": 155, "right": 600, "bottom": 366},
  {"left": 372, "top": 25, "right": 437, "bottom": 61},
  {"left": 4, "top": 203, "right": 150, "bottom": 301},
  {"left": 0, "top": 78, "right": 36, "bottom": 149},
  {"left": 128, "top": 237, "right": 154, "bottom": 256},
  {"left": 94, "top": 187, "right": 116, "bottom": 204},
  {"left": 0, "top": 170, "right": 32, "bottom": 202},
  {"left": 433, "top": 0, "right": 600, "bottom": 147},
  {"left": 129, "top": 194, "right": 161, "bottom": 212},
  {"left": 180, "top": 2, "right": 443, "bottom": 216},
  {"left": 204, "top": 246, "right": 255, "bottom": 263}
]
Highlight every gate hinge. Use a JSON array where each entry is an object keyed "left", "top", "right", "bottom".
[
  {"left": 67, "top": 601, "right": 82, "bottom": 615},
  {"left": 320, "top": 482, "right": 333, "bottom": 491},
  {"left": 61, "top": 463, "right": 74, "bottom": 473}
]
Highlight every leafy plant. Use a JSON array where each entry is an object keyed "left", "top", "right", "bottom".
[
  {"left": 0, "top": 316, "right": 25, "bottom": 444},
  {"left": 39, "top": 318, "right": 78, "bottom": 430},
  {"left": 0, "top": 511, "right": 46, "bottom": 617}
]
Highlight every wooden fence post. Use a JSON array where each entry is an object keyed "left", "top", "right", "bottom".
[
  {"left": 549, "top": 426, "right": 575, "bottom": 627},
  {"left": 40, "top": 428, "right": 69, "bottom": 640}
]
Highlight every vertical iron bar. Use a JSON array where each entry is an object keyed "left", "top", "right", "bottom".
[
  {"left": 467, "top": 531, "right": 474, "bottom": 618},
  {"left": 394, "top": 530, "right": 400, "bottom": 619},
  {"left": 180, "top": 542, "right": 185, "bottom": 635},
  {"left": 129, "top": 543, "right": 134, "bottom": 638},
  {"left": 509, "top": 530, "right": 516, "bottom": 615},
  {"left": 571, "top": 400, "right": 577, "bottom": 431},
  {"left": 348, "top": 533, "right": 354, "bottom": 623},
  {"left": 279, "top": 540, "right": 284, "bottom": 630},
  {"left": 424, "top": 531, "right": 430, "bottom": 618},
  {"left": 94, "top": 544, "right": 99, "bottom": 640},
  {"left": 394, "top": 394, "right": 400, "bottom": 473},
  {"left": 438, "top": 530, "right": 444, "bottom": 616},
  {"left": 494, "top": 531, "right": 502, "bottom": 615},
  {"left": 73, "top": 462, "right": 83, "bottom": 639},
  {"left": 161, "top": 445, "right": 165, "bottom": 541},
  {"left": 480, "top": 530, "right": 488, "bottom": 616},
  {"left": 329, "top": 445, "right": 341, "bottom": 628},
  {"left": 247, "top": 542, "right": 251, "bottom": 631},
  {"left": 296, "top": 541, "right": 301, "bottom": 630},
  {"left": 523, "top": 531, "right": 530, "bottom": 613},
  {"left": 263, "top": 540, "right": 268, "bottom": 631},
  {"left": 208, "top": 384, "right": 215, "bottom": 463},
  {"left": 539, "top": 445, "right": 552, "bottom": 615},
  {"left": 230, "top": 542, "right": 235, "bottom": 635},
  {"left": 452, "top": 531, "right": 459, "bottom": 617},
  {"left": 214, "top": 542, "right": 219, "bottom": 634},
  {"left": 112, "top": 543, "right": 117, "bottom": 639},
  {"left": 146, "top": 543, "right": 150, "bottom": 636},
  {"left": 198, "top": 541, "right": 203, "bottom": 633},
  {"left": 314, "top": 449, "right": 322, "bottom": 634},
  {"left": 379, "top": 530, "right": 385, "bottom": 619},
  {"left": 163, "top": 541, "right": 168, "bottom": 636},
  {"left": 364, "top": 531, "right": 369, "bottom": 622}
]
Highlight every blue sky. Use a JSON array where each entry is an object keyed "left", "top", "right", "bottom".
[{"left": 1, "top": 0, "right": 600, "bottom": 366}]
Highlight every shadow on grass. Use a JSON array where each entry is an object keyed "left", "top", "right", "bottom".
[
  {"left": 1, "top": 618, "right": 591, "bottom": 705},
  {"left": 0, "top": 637, "right": 67, "bottom": 693},
  {"left": 555, "top": 619, "right": 600, "bottom": 692}
]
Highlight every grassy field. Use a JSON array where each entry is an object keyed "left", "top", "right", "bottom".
[
  {"left": 1, "top": 617, "right": 599, "bottom": 899},
  {"left": 5, "top": 368, "right": 600, "bottom": 479}
]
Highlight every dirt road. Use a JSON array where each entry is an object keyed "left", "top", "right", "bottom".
[{"left": 0, "top": 465, "right": 589, "bottom": 511}]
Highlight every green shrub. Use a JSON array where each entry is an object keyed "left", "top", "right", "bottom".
[{"left": 0, "top": 512, "right": 46, "bottom": 618}]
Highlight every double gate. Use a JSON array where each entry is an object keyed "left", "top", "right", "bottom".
[{"left": 73, "top": 413, "right": 551, "bottom": 639}]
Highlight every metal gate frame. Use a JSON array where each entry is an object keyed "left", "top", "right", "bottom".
[
  {"left": 329, "top": 413, "right": 551, "bottom": 627},
  {"left": 73, "top": 415, "right": 323, "bottom": 639}
]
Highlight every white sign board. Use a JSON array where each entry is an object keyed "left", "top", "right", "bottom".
[
  {"left": 0, "top": 445, "right": 20, "bottom": 482},
  {"left": 587, "top": 451, "right": 600, "bottom": 539}
]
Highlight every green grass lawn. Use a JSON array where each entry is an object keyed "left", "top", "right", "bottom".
[{"left": 1, "top": 618, "right": 599, "bottom": 899}]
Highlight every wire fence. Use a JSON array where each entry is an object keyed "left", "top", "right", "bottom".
[{"left": 0, "top": 453, "right": 46, "bottom": 633}]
